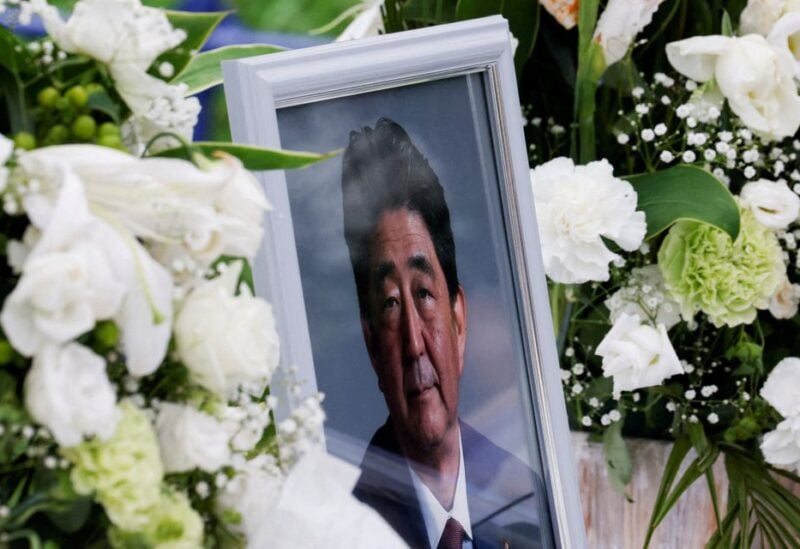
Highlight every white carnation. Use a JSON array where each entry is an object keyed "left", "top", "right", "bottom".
[
  {"left": 155, "top": 402, "right": 231, "bottom": 473},
  {"left": 761, "top": 415, "right": 800, "bottom": 471},
  {"left": 740, "top": 178, "right": 800, "bottom": 230},
  {"left": 24, "top": 343, "right": 119, "bottom": 447},
  {"left": 596, "top": 313, "right": 684, "bottom": 394},
  {"left": 761, "top": 357, "right": 800, "bottom": 417},
  {"left": 531, "top": 157, "right": 646, "bottom": 283},
  {"left": 175, "top": 261, "right": 279, "bottom": 397}
]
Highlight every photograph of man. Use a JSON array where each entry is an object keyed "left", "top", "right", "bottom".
[{"left": 341, "top": 118, "right": 544, "bottom": 549}]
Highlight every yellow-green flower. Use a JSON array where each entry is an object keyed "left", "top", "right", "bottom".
[
  {"left": 63, "top": 400, "right": 164, "bottom": 532},
  {"left": 658, "top": 205, "right": 784, "bottom": 327},
  {"left": 141, "top": 489, "right": 204, "bottom": 549}
]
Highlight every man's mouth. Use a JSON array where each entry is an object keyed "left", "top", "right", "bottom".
[{"left": 405, "top": 359, "right": 439, "bottom": 399}]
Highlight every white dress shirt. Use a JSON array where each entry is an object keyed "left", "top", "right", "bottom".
[{"left": 407, "top": 431, "right": 473, "bottom": 548}]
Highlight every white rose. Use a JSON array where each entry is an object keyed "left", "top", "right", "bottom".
[
  {"left": 24, "top": 343, "right": 119, "bottom": 447},
  {"left": 605, "top": 265, "right": 682, "bottom": 329},
  {"left": 593, "top": 0, "right": 665, "bottom": 66},
  {"left": 596, "top": 313, "right": 684, "bottom": 394},
  {"left": 761, "top": 415, "right": 800, "bottom": 471},
  {"left": 740, "top": 178, "right": 800, "bottom": 229},
  {"left": 761, "top": 357, "right": 800, "bottom": 417},
  {"left": 531, "top": 157, "right": 646, "bottom": 283},
  {"left": 666, "top": 34, "right": 800, "bottom": 140},
  {"left": 769, "top": 277, "right": 800, "bottom": 319},
  {"left": 155, "top": 402, "right": 231, "bottom": 473},
  {"left": 741, "top": 1, "right": 800, "bottom": 75},
  {"left": 175, "top": 261, "right": 280, "bottom": 397},
  {"left": 1, "top": 172, "right": 125, "bottom": 356},
  {"left": 8, "top": 155, "right": 174, "bottom": 374}
]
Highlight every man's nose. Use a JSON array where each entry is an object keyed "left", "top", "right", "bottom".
[{"left": 401, "top": 299, "right": 425, "bottom": 362}]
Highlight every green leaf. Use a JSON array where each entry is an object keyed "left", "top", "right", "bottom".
[
  {"left": 503, "top": 0, "right": 540, "bottom": 71},
  {"left": 721, "top": 9, "right": 734, "bottom": 37},
  {"left": 603, "top": 420, "right": 632, "bottom": 499},
  {"left": 87, "top": 89, "right": 122, "bottom": 124},
  {"left": 172, "top": 44, "right": 285, "bottom": 96},
  {"left": 157, "top": 11, "right": 230, "bottom": 77},
  {"left": 455, "top": 0, "right": 500, "bottom": 20},
  {"left": 625, "top": 164, "right": 740, "bottom": 241},
  {"left": 154, "top": 142, "right": 340, "bottom": 171}
]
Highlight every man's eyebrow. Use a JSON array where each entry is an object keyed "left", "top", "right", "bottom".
[
  {"left": 373, "top": 261, "right": 396, "bottom": 286},
  {"left": 408, "top": 254, "right": 435, "bottom": 278}
]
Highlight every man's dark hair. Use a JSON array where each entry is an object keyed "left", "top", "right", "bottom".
[{"left": 341, "top": 118, "right": 459, "bottom": 318}]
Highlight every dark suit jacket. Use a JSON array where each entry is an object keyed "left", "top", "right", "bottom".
[{"left": 353, "top": 419, "right": 548, "bottom": 548}]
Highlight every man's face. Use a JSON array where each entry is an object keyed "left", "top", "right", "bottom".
[{"left": 362, "top": 208, "right": 467, "bottom": 457}]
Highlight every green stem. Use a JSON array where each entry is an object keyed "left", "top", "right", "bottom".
[{"left": 572, "top": 0, "right": 603, "bottom": 164}]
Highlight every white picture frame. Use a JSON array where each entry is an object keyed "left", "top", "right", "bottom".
[{"left": 223, "top": 16, "right": 585, "bottom": 548}]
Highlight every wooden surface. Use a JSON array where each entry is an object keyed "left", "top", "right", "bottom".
[
  {"left": 571, "top": 433, "right": 800, "bottom": 548},
  {"left": 571, "top": 432, "right": 727, "bottom": 549}
]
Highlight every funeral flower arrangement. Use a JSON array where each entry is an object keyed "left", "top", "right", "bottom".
[
  {"left": 346, "top": 0, "right": 800, "bottom": 544},
  {"left": 0, "top": 1, "right": 407, "bottom": 547}
]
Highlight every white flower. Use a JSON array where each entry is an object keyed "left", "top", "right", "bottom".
[
  {"left": 217, "top": 456, "right": 284, "bottom": 541},
  {"left": 761, "top": 415, "right": 800, "bottom": 471},
  {"left": 593, "top": 0, "right": 665, "bottom": 66},
  {"left": 761, "top": 357, "right": 800, "bottom": 417},
  {"left": 741, "top": 1, "right": 800, "bottom": 75},
  {"left": 540, "top": 0, "right": 578, "bottom": 30},
  {"left": 1, "top": 172, "right": 125, "bottom": 356},
  {"left": 605, "top": 265, "right": 681, "bottom": 329},
  {"left": 596, "top": 313, "right": 684, "bottom": 394},
  {"left": 740, "top": 179, "right": 800, "bottom": 229},
  {"left": 530, "top": 158, "right": 646, "bottom": 283},
  {"left": 20, "top": 145, "right": 268, "bottom": 272},
  {"left": 155, "top": 402, "right": 231, "bottom": 473},
  {"left": 666, "top": 34, "right": 800, "bottom": 140},
  {"left": 336, "top": 0, "right": 384, "bottom": 42},
  {"left": 175, "top": 261, "right": 279, "bottom": 397},
  {"left": 769, "top": 277, "right": 800, "bottom": 318},
  {"left": 12, "top": 149, "right": 174, "bottom": 375},
  {"left": 31, "top": 0, "right": 198, "bottom": 147},
  {"left": 246, "top": 450, "right": 407, "bottom": 548},
  {"left": 24, "top": 343, "right": 119, "bottom": 447}
]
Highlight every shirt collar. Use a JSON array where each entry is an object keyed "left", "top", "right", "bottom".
[{"left": 407, "top": 429, "right": 473, "bottom": 547}]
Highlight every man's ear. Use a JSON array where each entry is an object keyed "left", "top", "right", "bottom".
[
  {"left": 360, "top": 317, "right": 384, "bottom": 393},
  {"left": 453, "top": 285, "right": 467, "bottom": 376}
]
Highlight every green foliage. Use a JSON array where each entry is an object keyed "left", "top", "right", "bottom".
[
  {"left": 159, "top": 11, "right": 230, "bottom": 78},
  {"left": 603, "top": 420, "right": 632, "bottom": 499},
  {"left": 154, "top": 141, "right": 340, "bottom": 171},
  {"left": 230, "top": 0, "right": 359, "bottom": 35},
  {"left": 626, "top": 165, "right": 741, "bottom": 241},
  {"left": 173, "top": 44, "right": 285, "bottom": 95}
]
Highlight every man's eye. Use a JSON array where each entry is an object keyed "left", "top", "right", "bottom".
[
  {"left": 383, "top": 296, "right": 399, "bottom": 309},
  {"left": 417, "top": 288, "right": 432, "bottom": 300}
]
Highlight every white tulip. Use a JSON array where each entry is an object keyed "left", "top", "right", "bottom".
[
  {"left": 593, "top": 0, "right": 665, "bottom": 66},
  {"left": 531, "top": 157, "right": 646, "bottom": 284},
  {"left": 596, "top": 313, "right": 684, "bottom": 394},
  {"left": 666, "top": 34, "right": 800, "bottom": 140},
  {"left": 761, "top": 357, "right": 800, "bottom": 417},
  {"left": 175, "top": 261, "right": 279, "bottom": 397},
  {"left": 761, "top": 415, "right": 800, "bottom": 472},
  {"left": 24, "top": 343, "right": 119, "bottom": 447},
  {"left": 769, "top": 277, "right": 800, "bottom": 319},
  {"left": 155, "top": 402, "right": 231, "bottom": 473},
  {"left": 740, "top": 178, "right": 800, "bottom": 230}
]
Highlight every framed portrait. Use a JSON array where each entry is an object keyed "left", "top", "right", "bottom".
[{"left": 223, "top": 16, "right": 585, "bottom": 548}]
